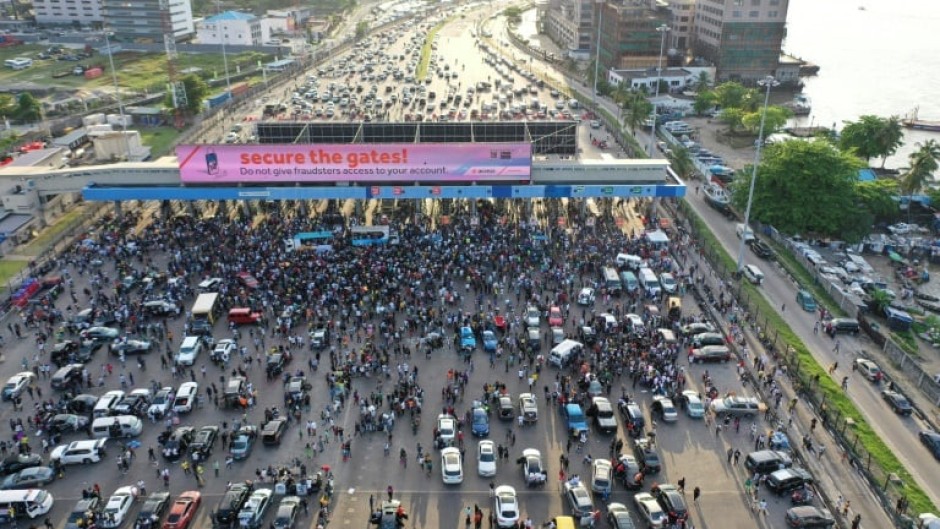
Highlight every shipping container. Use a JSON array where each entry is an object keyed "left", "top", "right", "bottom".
[
  {"left": 230, "top": 82, "right": 249, "bottom": 97},
  {"left": 84, "top": 67, "right": 103, "bottom": 79}
]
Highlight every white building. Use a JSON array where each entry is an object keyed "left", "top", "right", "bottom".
[
  {"left": 197, "top": 11, "right": 263, "bottom": 46},
  {"left": 664, "top": 0, "right": 694, "bottom": 52},
  {"left": 34, "top": 0, "right": 103, "bottom": 26},
  {"left": 607, "top": 66, "right": 715, "bottom": 92}
]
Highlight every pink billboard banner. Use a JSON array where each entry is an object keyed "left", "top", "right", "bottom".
[{"left": 176, "top": 143, "right": 532, "bottom": 183}]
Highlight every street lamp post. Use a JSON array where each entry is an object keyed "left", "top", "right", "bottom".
[
  {"left": 735, "top": 75, "right": 780, "bottom": 273},
  {"left": 103, "top": 31, "right": 131, "bottom": 160},
  {"left": 591, "top": 0, "right": 603, "bottom": 108},
  {"left": 647, "top": 24, "right": 669, "bottom": 156},
  {"left": 217, "top": 0, "right": 232, "bottom": 94}
]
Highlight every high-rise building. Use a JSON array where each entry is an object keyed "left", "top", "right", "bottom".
[
  {"left": 597, "top": 0, "right": 671, "bottom": 71},
  {"left": 101, "top": 0, "right": 195, "bottom": 42},
  {"left": 544, "top": 0, "right": 596, "bottom": 58},
  {"left": 692, "top": 0, "right": 789, "bottom": 83},
  {"left": 34, "top": 0, "right": 104, "bottom": 26},
  {"left": 664, "top": 0, "right": 695, "bottom": 52}
]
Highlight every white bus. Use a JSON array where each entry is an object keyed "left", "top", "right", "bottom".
[
  {"left": 601, "top": 267, "right": 621, "bottom": 295},
  {"left": 4, "top": 58, "right": 32, "bottom": 70},
  {"left": 350, "top": 225, "right": 399, "bottom": 246},
  {"left": 0, "top": 490, "right": 54, "bottom": 521}
]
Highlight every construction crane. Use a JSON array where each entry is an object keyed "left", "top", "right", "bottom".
[{"left": 160, "top": 0, "right": 187, "bottom": 128}]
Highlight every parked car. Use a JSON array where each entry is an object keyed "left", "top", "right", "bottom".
[
  {"left": 854, "top": 359, "right": 881, "bottom": 381},
  {"left": 164, "top": 491, "right": 201, "bottom": 529},
  {"left": 135, "top": 492, "right": 171, "bottom": 529},
  {"left": 881, "top": 390, "right": 913, "bottom": 415},
  {"left": 633, "top": 492, "right": 666, "bottom": 528},
  {"left": 0, "top": 466, "right": 55, "bottom": 489},
  {"left": 518, "top": 448, "right": 546, "bottom": 486},
  {"left": 477, "top": 440, "right": 497, "bottom": 477},
  {"left": 493, "top": 486, "right": 519, "bottom": 528},
  {"left": 710, "top": 396, "right": 763, "bottom": 416},
  {"left": 785, "top": 506, "right": 835, "bottom": 528},
  {"left": 562, "top": 481, "right": 594, "bottom": 518}
]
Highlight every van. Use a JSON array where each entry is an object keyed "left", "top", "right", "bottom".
[
  {"left": 827, "top": 318, "right": 860, "bottom": 335},
  {"left": 656, "top": 328, "right": 677, "bottom": 345},
  {"left": 549, "top": 339, "right": 583, "bottom": 367},
  {"left": 735, "top": 223, "right": 755, "bottom": 242},
  {"left": 614, "top": 253, "right": 643, "bottom": 270},
  {"left": 228, "top": 308, "right": 262, "bottom": 325},
  {"left": 744, "top": 450, "right": 792, "bottom": 475},
  {"left": 620, "top": 271, "right": 639, "bottom": 293},
  {"left": 91, "top": 415, "right": 143, "bottom": 439},
  {"left": 93, "top": 390, "right": 125, "bottom": 419},
  {"left": 742, "top": 264, "right": 764, "bottom": 285},
  {"left": 51, "top": 364, "right": 83, "bottom": 389},
  {"left": 173, "top": 382, "right": 199, "bottom": 414},
  {"left": 602, "top": 267, "right": 621, "bottom": 295},
  {"left": 599, "top": 313, "right": 618, "bottom": 333},
  {"left": 622, "top": 403, "right": 645, "bottom": 437},
  {"left": 0, "top": 489, "right": 54, "bottom": 521},
  {"left": 638, "top": 268, "right": 661, "bottom": 296}
]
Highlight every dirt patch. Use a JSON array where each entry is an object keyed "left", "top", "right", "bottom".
[{"left": 683, "top": 116, "right": 757, "bottom": 170}]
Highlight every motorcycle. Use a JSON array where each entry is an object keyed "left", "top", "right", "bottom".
[{"left": 791, "top": 486, "right": 815, "bottom": 505}]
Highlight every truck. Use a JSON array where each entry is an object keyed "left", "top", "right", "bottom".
[{"left": 0, "top": 35, "right": 23, "bottom": 48}]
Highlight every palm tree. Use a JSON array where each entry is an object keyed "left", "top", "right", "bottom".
[
  {"left": 694, "top": 71, "right": 710, "bottom": 92},
  {"left": 668, "top": 147, "right": 696, "bottom": 180},
  {"left": 623, "top": 93, "right": 652, "bottom": 135},
  {"left": 900, "top": 139, "right": 940, "bottom": 221}
]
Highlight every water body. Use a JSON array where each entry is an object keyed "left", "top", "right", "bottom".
[{"left": 785, "top": 0, "right": 940, "bottom": 168}]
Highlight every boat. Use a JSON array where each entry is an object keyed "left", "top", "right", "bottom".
[
  {"left": 903, "top": 107, "right": 940, "bottom": 132},
  {"left": 702, "top": 182, "right": 731, "bottom": 212},
  {"left": 783, "top": 95, "right": 812, "bottom": 116}
]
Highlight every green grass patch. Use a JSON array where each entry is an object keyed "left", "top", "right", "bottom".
[
  {"left": 20, "top": 207, "right": 86, "bottom": 257},
  {"left": 766, "top": 238, "right": 847, "bottom": 318},
  {"left": 681, "top": 201, "right": 937, "bottom": 516},
  {"left": 416, "top": 20, "right": 447, "bottom": 81},
  {"left": 0, "top": 47, "right": 271, "bottom": 95},
  {"left": 0, "top": 259, "right": 29, "bottom": 287},
  {"left": 891, "top": 329, "right": 921, "bottom": 359},
  {"left": 140, "top": 127, "right": 183, "bottom": 158}
]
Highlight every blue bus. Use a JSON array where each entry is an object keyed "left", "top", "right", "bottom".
[{"left": 350, "top": 226, "right": 399, "bottom": 246}]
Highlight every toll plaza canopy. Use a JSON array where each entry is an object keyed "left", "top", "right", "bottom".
[{"left": 0, "top": 121, "right": 686, "bottom": 201}]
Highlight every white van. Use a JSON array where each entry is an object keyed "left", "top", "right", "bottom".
[
  {"left": 742, "top": 264, "right": 764, "bottom": 285},
  {"left": 735, "top": 223, "right": 755, "bottom": 242},
  {"left": 173, "top": 382, "right": 199, "bottom": 413},
  {"left": 91, "top": 415, "right": 143, "bottom": 439},
  {"left": 638, "top": 268, "right": 661, "bottom": 296},
  {"left": 0, "top": 489, "right": 54, "bottom": 521},
  {"left": 93, "top": 390, "right": 125, "bottom": 419},
  {"left": 4, "top": 58, "right": 32, "bottom": 70},
  {"left": 615, "top": 253, "right": 643, "bottom": 271},
  {"left": 620, "top": 271, "right": 639, "bottom": 293},
  {"left": 176, "top": 336, "right": 202, "bottom": 366},
  {"left": 549, "top": 339, "right": 584, "bottom": 367}
]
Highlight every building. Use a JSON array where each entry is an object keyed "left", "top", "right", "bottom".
[
  {"left": 608, "top": 66, "right": 715, "bottom": 93},
  {"left": 544, "top": 0, "right": 594, "bottom": 59},
  {"left": 34, "top": 0, "right": 104, "bottom": 26},
  {"left": 101, "top": 0, "right": 194, "bottom": 42},
  {"left": 664, "top": 0, "right": 695, "bottom": 52},
  {"left": 197, "top": 11, "right": 263, "bottom": 46},
  {"left": 692, "top": 0, "right": 789, "bottom": 83},
  {"left": 597, "top": 0, "right": 671, "bottom": 71}
]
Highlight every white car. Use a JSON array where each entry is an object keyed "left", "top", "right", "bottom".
[
  {"left": 2, "top": 372, "right": 36, "bottom": 400},
  {"left": 518, "top": 393, "right": 538, "bottom": 423},
  {"left": 198, "top": 277, "right": 222, "bottom": 291},
  {"left": 436, "top": 414, "right": 457, "bottom": 447},
  {"left": 659, "top": 273, "right": 677, "bottom": 294},
  {"left": 100, "top": 485, "right": 139, "bottom": 528},
  {"left": 441, "top": 447, "right": 463, "bottom": 484},
  {"left": 494, "top": 486, "right": 519, "bottom": 528},
  {"left": 577, "top": 288, "right": 595, "bottom": 306},
  {"left": 634, "top": 492, "right": 666, "bottom": 529},
  {"left": 652, "top": 396, "right": 679, "bottom": 422},
  {"left": 525, "top": 306, "right": 540, "bottom": 327},
  {"left": 238, "top": 488, "right": 274, "bottom": 529},
  {"left": 148, "top": 387, "right": 174, "bottom": 419},
  {"left": 681, "top": 390, "right": 704, "bottom": 419},
  {"left": 624, "top": 314, "right": 645, "bottom": 333},
  {"left": 213, "top": 339, "right": 237, "bottom": 363},
  {"left": 50, "top": 439, "right": 108, "bottom": 465},
  {"left": 478, "top": 440, "right": 497, "bottom": 477}
]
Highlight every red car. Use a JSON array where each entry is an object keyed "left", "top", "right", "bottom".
[
  {"left": 162, "top": 491, "right": 201, "bottom": 529},
  {"left": 548, "top": 306, "right": 564, "bottom": 327},
  {"left": 236, "top": 272, "right": 259, "bottom": 290}
]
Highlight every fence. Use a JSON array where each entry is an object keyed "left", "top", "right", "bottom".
[{"left": 676, "top": 200, "right": 918, "bottom": 528}]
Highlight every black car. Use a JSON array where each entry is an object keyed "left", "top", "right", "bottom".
[
  {"left": 881, "top": 390, "right": 913, "bottom": 415},
  {"left": 579, "top": 326, "right": 597, "bottom": 345},
  {"left": 262, "top": 418, "right": 289, "bottom": 446},
  {"left": 656, "top": 489, "right": 689, "bottom": 523},
  {"left": 920, "top": 430, "right": 940, "bottom": 460},
  {"left": 747, "top": 239, "right": 774, "bottom": 259},
  {"left": 215, "top": 481, "right": 254, "bottom": 526},
  {"left": 64, "top": 497, "right": 100, "bottom": 529},
  {"left": 161, "top": 426, "right": 194, "bottom": 460},
  {"left": 48, "top": 414, "right": 90, "bottom": 435},
  {"left": 135, "top": 491, "right": 171, "bottom": 529},
  {"left": 50, "top": 341, "right": 79, "bottom": 366},
  {"left": 113, "top": 391, "right": 151, "bottom": 416},
  {"left": 266, "top": 351, "right": 292, "bottom": 376},
  {"left": 0, "top": 454, "right": 42, "bottom": 476},
  {"left": 633, "top": 438, "right": 661, "bottom": 474},
  {"left": 51, "top": 364, "right": 84, "bottom": 389},
  {"left": 68, "top": 394, "right": 99, "bottom": 415},
  {"left": 766, "top": 467, "right": 814, "bottom": 495},
  {"left": 190, "top": 425, "right": 219, "bottom": 461}
]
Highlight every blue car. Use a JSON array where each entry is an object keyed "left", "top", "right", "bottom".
[
  {"left": 482, "top": 330, "right": 498, "bottom": 352},
  {"left": 471, "top": 407, "right": 490, "bottom": 437},
  {"left": 563, "top": 403, "right": 588, "bottom": 437},
  {"left": 460, "top": 327, "right": 477, "bottom": 351}
]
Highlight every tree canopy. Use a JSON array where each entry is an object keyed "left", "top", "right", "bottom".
[
  {"left": 164, "top": 74, "right": 209, "bottom": 115},
  {"left": 0, "top": 93, "right": 42, "bottom": 122},
  {"left": 741, "top": 106, "right": 791, "bottom": 135},
  {"left": 729, "top": 139, "right": 868, "bottom": 241},
  {"left": 838, "top": 115, "right": 904, "bottom": 167}
]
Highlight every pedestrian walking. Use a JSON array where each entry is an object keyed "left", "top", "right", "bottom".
[
  {"left": 693, "top": 487, "right": 701, "bottom": 503},
  {"left": 726, "top": 447, "right": 733, "bottom": 464},
  {"left": 387, "top": 485, "right": 394, "bottom": 502},
  {"left": 851, "top": 514, "right": 861, "bottom": 529},
  {"left": 758, "top": 498, "right": 768, "bottom": 516},
  {"left": 677, "top": 477, "right": 685, "bottom": 493}
]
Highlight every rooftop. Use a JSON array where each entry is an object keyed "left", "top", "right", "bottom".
[{"left": 204, "top": 11, "right": 257, "bottom": 23}]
